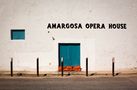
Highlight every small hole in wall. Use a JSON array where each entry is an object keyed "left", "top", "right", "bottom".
[{"left": 49, "top": 63, "right": 52, "bottom": 65}]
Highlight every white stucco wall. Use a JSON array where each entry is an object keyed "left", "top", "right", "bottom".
[{"left": 0, "top": 0, "right": 137, "bottom": 72}]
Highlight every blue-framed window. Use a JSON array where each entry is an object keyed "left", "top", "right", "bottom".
[{"left": 11, "top": 29, "right": 25, "bottom": 40}]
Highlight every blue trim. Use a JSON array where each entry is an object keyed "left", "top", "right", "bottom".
[
  {"left": 59, "top": 43, "right": 80, "bottom": 66},
  {"left": 11, "top": 30, "right": 25, "bottom": 40}
]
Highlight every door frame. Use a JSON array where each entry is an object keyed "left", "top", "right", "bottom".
[{"left": 58, "top": 43, "right": 81, "bottom": 71}]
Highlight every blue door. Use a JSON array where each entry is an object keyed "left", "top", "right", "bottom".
[{"left": 59, "top": 43, "right": 80, "bottom": 71}]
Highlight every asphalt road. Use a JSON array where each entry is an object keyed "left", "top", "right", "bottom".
[{"left": 0, "top": 76, "right": 137, "bottom": 90}]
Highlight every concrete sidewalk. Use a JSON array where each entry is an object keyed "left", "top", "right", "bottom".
[
  {"left": 0, "top": 73, "right": 137, "bottom": 78},
  {"left": 0, "top": 70, "right": 137, "bottom": 78}
]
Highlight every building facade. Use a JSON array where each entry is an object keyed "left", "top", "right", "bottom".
[{"left": 0, "top": 0, "right": 137, "bottom": 73}]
